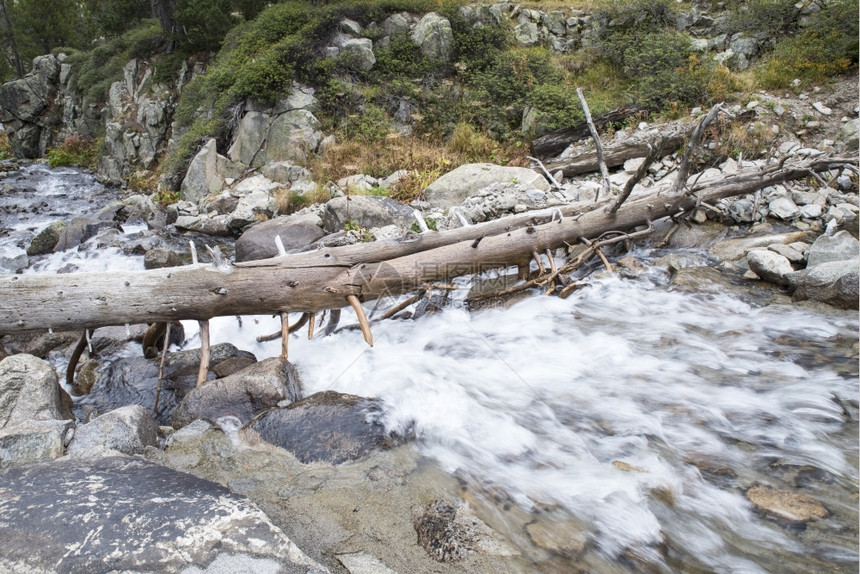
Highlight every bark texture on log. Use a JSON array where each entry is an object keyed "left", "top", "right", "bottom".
[
  {"left": 531, "top": 105, "right": 646, "bottom": 159},
  {"left": 0, "top": 157, "right": 851, "bottom": 335},
  {"left": 544, "top": 130, "right": 687, "bottom": 178}
]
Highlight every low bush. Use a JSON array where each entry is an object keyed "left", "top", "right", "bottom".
[
  {"left": 755, "top": 0, "right": 858, "bottom": 88},
  {"left": 47, "top": 135, "right": 99, "bottom": 168}
]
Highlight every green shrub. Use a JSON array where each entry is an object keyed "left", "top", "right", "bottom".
[
  {"left": 722, "top": 0, "right": 800, "bottom": 37},
  {"left": 756, "top": 0, "right": 858, "bottom": 87},
  {"left": 47, "top": 136, "right": 98, "bottom": 168}
]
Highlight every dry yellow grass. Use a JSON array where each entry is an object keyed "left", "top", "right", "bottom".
[{"left": 308, "top": 125, "right": 528, "bottom": 203}]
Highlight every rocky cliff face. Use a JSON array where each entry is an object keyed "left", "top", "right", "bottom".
[{"left": 0, "top": 52, "right": 204, "bottom": 184}]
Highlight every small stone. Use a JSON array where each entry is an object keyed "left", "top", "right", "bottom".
[
  {"left": 613, "top": 460, "right": 647, "bottom": 473},
  {"left": 798, "top": 204, "right": 823, "bottom": 219},
  {"left": 513, "top": 203, "right": 528, "bottom": 213},
  {"left": 767, "top": 243, "right": 804, "bottom": 263},
  {"left": 746, "top": 485, "right": 829, "bottom": 522},
  {"left": 526, "top": 519, "right": 587, "bottom": 556},
  {"left": 812, "top": 101, "right": 832, "bottom": 116},
  {"left": 768, "top": 196, "right": 799, "bottom": 220},
  {"left": 773, "top": 104, "right": 785, "bottom": 117},
  {"left": 746, "top": 100, "right": 759, "bottom": 110}
]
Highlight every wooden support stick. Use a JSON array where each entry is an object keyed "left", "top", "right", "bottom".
[
  {"left": 153, "top": 322, "right": 171, "bottom": 414},
  {"left": 196, "top": 320, "right": 210, "bottom": 387},
  {"left": 609, "top": 140, "right": 662, "bottom": 214},
  {"left": 280, "top": 312, "right": 289, "bottom": 359},
  {"left": 307, "top": 313, "right": 316, "bottom": 339},
  {"left": 675, "top": 103, "right": 723, "bottom": 195},
  {"left": 532, "top": 250, "right": 547, "bottom": 275},
  {"left": 580, "top": 237, "right": 613, "bottom": 274},
  {"left": 346, "top": 294, "right": 373, "bottom": 347},
  {"left": 65, "top": 331, "right": 88, "bottom": 391},
  {"left": 577, "top": 88, "right": 610, "bottom": 200}
]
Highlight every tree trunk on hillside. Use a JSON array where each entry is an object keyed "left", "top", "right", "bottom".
[{"left": 0, "top": 156, "right": 851, "bottom": 337}]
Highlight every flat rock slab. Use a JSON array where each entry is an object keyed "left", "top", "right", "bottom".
[
  {"left": 0, "top": 456, "right": 327, "bottom": 574},
  {"left": 249, "top": 391, "right": 400, "bottom": 464}
]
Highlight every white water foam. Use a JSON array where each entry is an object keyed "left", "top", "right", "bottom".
[{"left": 189, "top": 275, "right": 857, "bottom": 570}]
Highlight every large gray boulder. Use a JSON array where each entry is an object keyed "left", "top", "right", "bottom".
[
  {"left": 0, "top": 354, "right": 69, "bottom": 429},
  {"left": 172, "top": 358, "right": 302, "bottom": 429},
  {"left": 66, "top": 405, "right": 160, "bottom": 457},
  {"left": 835, "top": 118, "right": 859, "bottom": 153},
  {"left": 228, "top": 110, "right": 269, "bottom": 166},
  {"left": 181, "top": 139, "right": 229, "bottom": 205},
  {"left": 322, "top": 195, "right": 416, "bottom": 232},
  {"left": 0, "top": 456, "right": 328, "bottom": 573},
  {"left": 747, "top": 249, "right": 794, "bottom": 286},
  {"left": 423, "top": 163, "right": 551, "bottom": 208},
  {"left": 235, "top": 213, "right": 325, "bottom": 262},
  {"left": 248, "top": 391, "right": 401, "bottom": 464},
  {"left": 340, "top": 38, "right": 376, "bottom": 70},
  {"left": 806, "top": 231, "right": 859, "bottom": 268},
  {"left": 412, "top": 13, "right": 454, "bottom": 61},
  {"left": 262, "top": 109, "right": 322, "bottom": 165},
  {"left": 0, "top": 419, "right": 74, "bottom": 468},
  {"left": 26, "top": 221, "right": 66, "bottom": 256},
  {"left": 789, "top": 258, "right": 859, "bottom": 309}
]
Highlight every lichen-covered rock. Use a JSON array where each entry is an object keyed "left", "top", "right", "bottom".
[
  {"left": 0, "top": 419, "right": 73, "bottom": 468},
  {"left": 412, "top": 499, "right": 518, "bottom": 562},
  {"left": 143, "top": 247, "right": 181, "bottom": 269},
  {"left": 0, "top": 354, "right": 70, "bottom": 429},
  {"left": 424, "top": 163, "right": 550, "bottom": 209},
  {"left": 412, "top": 13, "right": 454, "bottom": 61},
  {"left": 322, "top": 195, "right": 416, "bottom": 233},
  {"left": 172, "top": 358, "right": 302, "bottom": 429},
  {"left": 26, "top": 221, "right": 66, "bottom": 256},
  {"left": 66, "top": 405, "right": 159, "bottom": 456},
  {"left": 0, "top": 456, "right": 328, "bottom": 573}
]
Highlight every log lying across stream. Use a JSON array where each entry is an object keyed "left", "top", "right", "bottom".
[{"left": 0, "top": 156, "right": 853, "bottom": 336}]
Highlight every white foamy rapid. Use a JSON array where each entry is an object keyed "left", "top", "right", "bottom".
[{"left": 191, "top": 273, "right": 858, "bottom": 572}]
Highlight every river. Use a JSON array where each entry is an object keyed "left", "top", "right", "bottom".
[{"left": 2, "top": 163, "right": 858, "bottom": 573}]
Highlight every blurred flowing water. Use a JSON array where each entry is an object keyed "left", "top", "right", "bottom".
[{"left": 4, "top": 165, "right": 858, "bottom": 573}]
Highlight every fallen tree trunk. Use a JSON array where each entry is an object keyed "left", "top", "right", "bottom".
[
  {"left": 531, "top": 105, "right": 646, "bottom": 159},
  {"left": 0, "top": 156, "right": 852, "bottom": 335},
  {"left": 544, "top": 128, "right": 687, "bottom": 178}
]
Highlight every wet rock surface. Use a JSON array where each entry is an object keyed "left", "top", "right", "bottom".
[
  {"left": 249, "top": 390, "right": 400, "bottom": 464},
  {"left": 0, "top": 456, "right": 327, "bottom": 573},
  {"left": 76, "top": 343, "right": 256, "bottom": 425}
]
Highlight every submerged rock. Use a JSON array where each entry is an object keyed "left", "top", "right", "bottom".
[
  {"left": 0, "top": 456, "right": 328, "bottom": 573},
  {"left": 248, "top": 391, "right": 400, "bottom": 464},
  {"left": 745, "top": 485, "right": 830, "bottom": 522},
  {"left": 412, "top": 499, "right": 518, "bottom": 562}
]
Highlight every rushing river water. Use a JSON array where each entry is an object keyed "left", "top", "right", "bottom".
[{"left": 3, "top": 163, "right": 858, "bottom": 573}]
